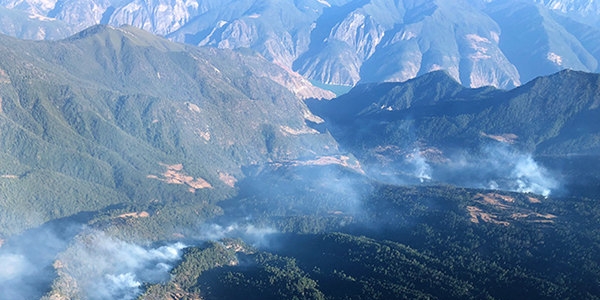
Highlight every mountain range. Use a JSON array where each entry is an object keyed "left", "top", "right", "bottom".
[
  {"left": 2, "top": 0, "right": 600, "bottom": 89},
  {"left": 308, "top": 69, "right": 600, "bottom": 195},
  {"left": 310, "top": 69, "right": 600, "bottom": 156},
  {"left": 1, "top": 1, "right": 600, "bottom": 298},
  {"left": 0, "top": 22, "right": 597, "bottom": 241}
]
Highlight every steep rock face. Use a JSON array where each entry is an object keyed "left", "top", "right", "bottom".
[
  {"left": 1, "top": 0, "right": 600, "bottom": 89},
  {"left": 358, "top": 1, "right": 520, "bottom": 88},
  {"left": 48, "top": 0, "right": 110, "bottom": 31},
  {"left": 108, "top": 0, "right": 201, "bottom": 35},
  {"left": 294, "top": 3, "right": 393, "bottom": 86},
  {"left": 534, "top": 0, "right": 600, "bottom": 26},
  {"left": 0, "top": 5, "right": 72, "bottom": 39},
  {"left": 485, "top": 1, "right": 599, "bottom": 84},
  {"left": 169, "top": 0, "right": 326, "bottom": 73}
]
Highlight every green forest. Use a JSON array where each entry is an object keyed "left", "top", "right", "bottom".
[{"left": 140, "top": 183, "right": 600, "bottom": 299}]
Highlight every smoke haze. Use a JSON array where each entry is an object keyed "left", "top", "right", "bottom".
[
  {"left": 46, "top": 230, "right": 185, "bottom": 300},
  {"left": 196, "top": 223, "right": 278, "bottom": 248},
  {"left": 0, "top": 217, "right": 85, "bottom": 300},
  {"left": 434, "top": 144, "right": 560, "bottom": 197},
  {"left": 362, "top": 142, "right": 559, "bottom": 197}
]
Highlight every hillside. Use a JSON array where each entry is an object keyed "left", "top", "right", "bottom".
[
  {"left": 308, "top": 69, "right": 600, "bottom": 194},
  {"left": 310, "top": 70, "right": 600, "bottom": 153},
  {"left": 0, "top": 13, "right": 598, "bottom": 300},
  {"left": 0, "top": 24, "right": 338, "bottom": 239}
]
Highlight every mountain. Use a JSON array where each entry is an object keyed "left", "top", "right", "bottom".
[
  {"left": 1, "top": 0, "right": 600, "bottom": 89},
  {"left": 308, "top": 69, "right": 600, "bottom": 193},
  {"left": 0, "top": 23, "right": 598, "bottom": 300},
  {"left": 483, "top": 1, "right": 600, "bottom": 85},
  {"left": 0, "top": 4, "right": 599, "bottom": 299},
  {"left": 533, "top": 0, "right": 600, "bottom": 27},
  {"left": 0, "top": 5, "right": 72, "bottom": 39},
  {"left": 311, "top": 69, "right": 600, "bottom": 154},
  {"left": 0, "top": 24, "right": 339, "bottom": 239}
]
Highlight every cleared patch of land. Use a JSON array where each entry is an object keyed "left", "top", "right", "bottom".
[{"left": 148, "top": 163, "right": 212, "bottom": 193}]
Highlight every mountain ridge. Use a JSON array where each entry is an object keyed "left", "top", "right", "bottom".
[
  {"left": 307, "top": 68, "right": 600, "bottom": 193},
  {"left": 313, "top": 68, "right": 600, "bottom": 154},
  {"left": 2, "top": 0, "right": 600, "bottom": 89}
]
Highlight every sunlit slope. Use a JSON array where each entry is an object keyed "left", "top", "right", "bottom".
[
  {"left": 0, "top": 25, "right": 339, "bottom": 237},
  {"left": 3, "top": 1, "right": 600, "bottom": 88}
]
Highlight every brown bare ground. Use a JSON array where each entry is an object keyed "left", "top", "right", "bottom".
[
  {"left": 149, "top": 163, "right": 213, "bottom": 192},
  {"left": 53, "top": 260, "right": 65, "bottom": 269},
  {"left": 294, "top": 155, "right": 365, "bottom": 174},
  {"left": 537, "top": 213, "right": 557, "bottom": 219},
  {"left": 172, "top": 233, "right": 185, "bottom": 239},
  {"left": 469, "top": 192, "right": 556, "bottom": 226},
  {"left": 280, "top": 125, "right": 318, "bottom": 135},
  {"left": 118, "top": 211, "right": 150, "bottom": 218},
  {"left": 481, "top": 132, "right": 518, "bottom": 144},
  {"left": 186, "top": 102, "right": 201, "bottom": 113},
  {"left": 474, "top": 193, "right": 514, "bottom": 209},
  {"left": 510, "top": 212, "right": 556, "bottom": 223},
  {"left": 467, "top": 206, "right": 510, "bottom": 226},
  {"left": 218, "top": 172, "right": 237, "bottom": 187},
  {"left": 196, "top": 128, "right": 211, "bottom": 141}
]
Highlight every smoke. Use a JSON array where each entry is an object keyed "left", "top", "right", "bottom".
[
  {"left": 0, "top": 253, "right": 33, "bottom": 280},
  {"left": 50, "top": 230, "right": 185, "bottom": 300},
  {"left": 434, "top": 143, "right": 560, "bottom": 197},
  {"left": 0, "top": 253, "right": 37, "bottom": 300},
  {"left": 509, "top": 153, "right": 558, "bottom": 196},
  {"left": 196, "top": 223, "right": 278, "bottom": 247},
  {"left": 362, "top": 145, "right": 436, "bottom": 186},
  {"left": 363, "top": 142, "right": 559, "bottom": 197},
  {"left": 408, "top": 149, "right": 433, "bottom": 183},
  {"left": 0, "top": 219, "right": 275, "bottom": 300},
  {"left": 0, "top": 218, "right": 85, "bottom": 300},
  {"left": 231, "top": 163, "right": 372, "bottom": 220}
]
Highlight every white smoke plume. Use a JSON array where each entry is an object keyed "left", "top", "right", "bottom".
[
  {"left": 0, "top": 253, "right": 36, "bottom": 300},
  {"left": 49, "top": 230, "right": 185, "bottom": 300},
  {"left": 196, "top": 223, "right": 278, "bottom": 247},
  {"left": 365, "top": 142, "right": 559, "bottom": 197},
  {"left": 509, "top": 153, "right": 558, "bottom": 197},
  {"left": 0, "top": 220, "right": 84, "bottom": 300},
  {"left": 437, "top": 143, "right": 559, "bottom": 197},
  {"left": 0, "top": 253, "right": 33, "bottom": 281},
  {"left": 409, "top": 148, "right": 433, "bottom": 183}
]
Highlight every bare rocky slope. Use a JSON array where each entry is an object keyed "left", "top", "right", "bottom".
[{"left": 1, "top": 0, "right": 600, "bottom": 88}]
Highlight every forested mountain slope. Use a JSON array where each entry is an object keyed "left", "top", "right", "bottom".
[{"left": 0, "top": 24, "right": 338, "bottom": 238}]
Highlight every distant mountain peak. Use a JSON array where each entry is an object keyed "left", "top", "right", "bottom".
[
  {"left": 65, "top": 24, "right": 187, "bottom": 52},
  {"left": 2, "top": 0, "right": 600, "bottom": 89},
  {"left": 405, "top": 69, "right": 463, "bottom": 86},
  {"left": 67, "top": 23, "right": 112, "bottom": 38}
]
